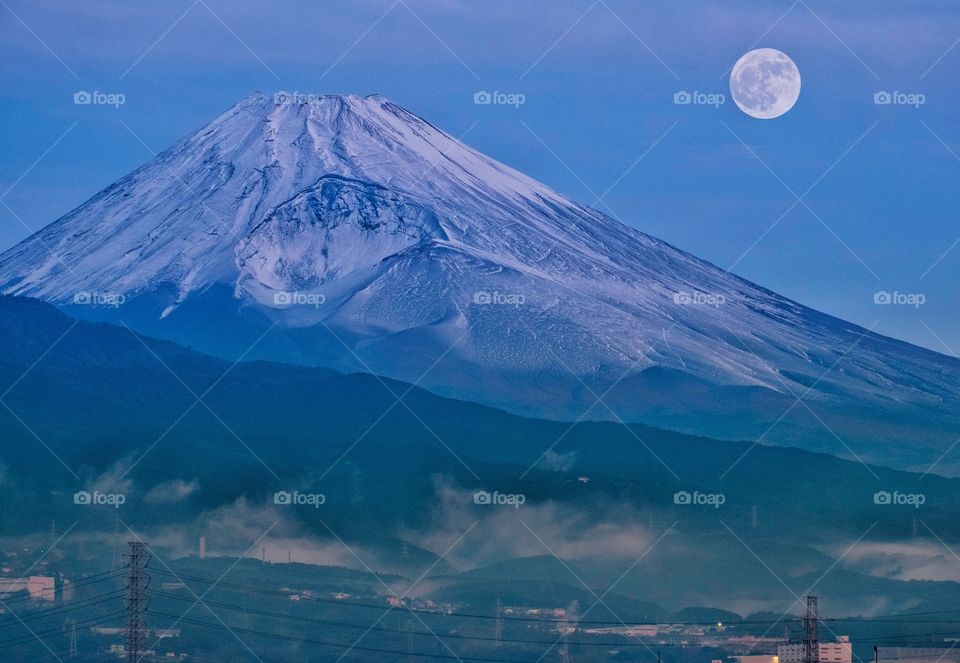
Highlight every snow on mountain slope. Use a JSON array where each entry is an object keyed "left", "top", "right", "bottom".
[{"left": 0, "top": 93, "right": 957, "bottom": 470}]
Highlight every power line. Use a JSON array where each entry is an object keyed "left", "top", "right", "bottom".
[
  {"left": 0, "top": 591, "right": 126, "bottom": 631},
  {"left": 149, "top": 590, "right": 751, "bottom": 649},
  {"left": 148, "top": 569, "right": 786, "bottom": 626},
  {"left": 147, "top": 609, "right": 553, "bottom": 662},
  {"left": 146, "top": 592, "right": 960, "bottom": 651},
  {"left": 148, "top": 609, "right": 960, "bottom": 662},
  {"left": 0, "top": 582, "right": 951, "bottom": 660},
  {"left": 0, "top": 570, "right": 123, "bottom": 609},
  {"left": 148, "top": 569, "right": 960, "bottom": 627},
  {"left": 0, "top": 610, "right": 128, "bottom": 650}
]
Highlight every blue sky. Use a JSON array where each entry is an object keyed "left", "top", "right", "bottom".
[{"left": 1, "top": 0, "right": 958, "bottom": 352}]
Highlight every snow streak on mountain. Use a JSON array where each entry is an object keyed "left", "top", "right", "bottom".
[{"left": 0, "top": 93, "right": 957, "bottom": 471}]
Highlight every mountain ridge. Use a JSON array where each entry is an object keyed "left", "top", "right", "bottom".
[{"left": 0, "top": 92, "right": 958, "bottom": 471}]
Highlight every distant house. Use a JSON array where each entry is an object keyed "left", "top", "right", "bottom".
[{"left": 0, "top": 575, "right": 55, "bottom": 602}]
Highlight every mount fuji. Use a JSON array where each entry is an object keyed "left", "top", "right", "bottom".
[{"left": 1, "top": 93, "right": 958, "bottom": 472}]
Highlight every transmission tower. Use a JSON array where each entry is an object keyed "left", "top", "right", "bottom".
[
  {"left": 803, "top": 596, "right": 819, "bottom": 663},
  {"left": 68, "top": 618, "right": 78, "bottom": 658},
  {"left": 124, "top": 541, "right": 150, "bottom": 663}
]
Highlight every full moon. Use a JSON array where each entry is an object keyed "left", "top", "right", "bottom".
[{"left": 729, "top": 48, "right": 801, "bottom": 119}]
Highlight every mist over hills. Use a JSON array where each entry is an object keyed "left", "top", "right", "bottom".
[{"left": 1, "top": 295, "right": 959, "bottom": 616}]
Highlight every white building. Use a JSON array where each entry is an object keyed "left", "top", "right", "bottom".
[
  {"left": 0, "top": 576, "right": 55, "bottom": 602},
  {"left": 779, "top": 636, "right": 851, "bottom": 663}
]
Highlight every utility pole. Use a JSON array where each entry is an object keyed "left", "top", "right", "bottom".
[
  {"left": 803, "top": 596, "right": 819, "bottom": 663},
  {"left": 124, "top": 542, "right": 150, "bottom": 663},
  {"left": 495, "top": 598, "right": 502, "bottom": 646},
  {"left": 561, "top": 632, "right": 569, "bottom": 663}
]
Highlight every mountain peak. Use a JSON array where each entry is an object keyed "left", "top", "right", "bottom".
[
  {"left": 1, "top": 92, "right": 958, "bottom": 469},
  {"left": 186, "top": 90, "right": 554, "bottom": 208},
  {"left": 227, "top": 91, "right": 395, "bottom": 118}
]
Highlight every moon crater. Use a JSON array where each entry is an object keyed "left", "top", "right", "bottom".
[{"left": 730, "top": 48, "right": 801, "bottom": 119}]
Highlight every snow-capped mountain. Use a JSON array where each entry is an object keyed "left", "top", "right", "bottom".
[{"left": 1, "top": 93, "right": 958, "bottom": 471}]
